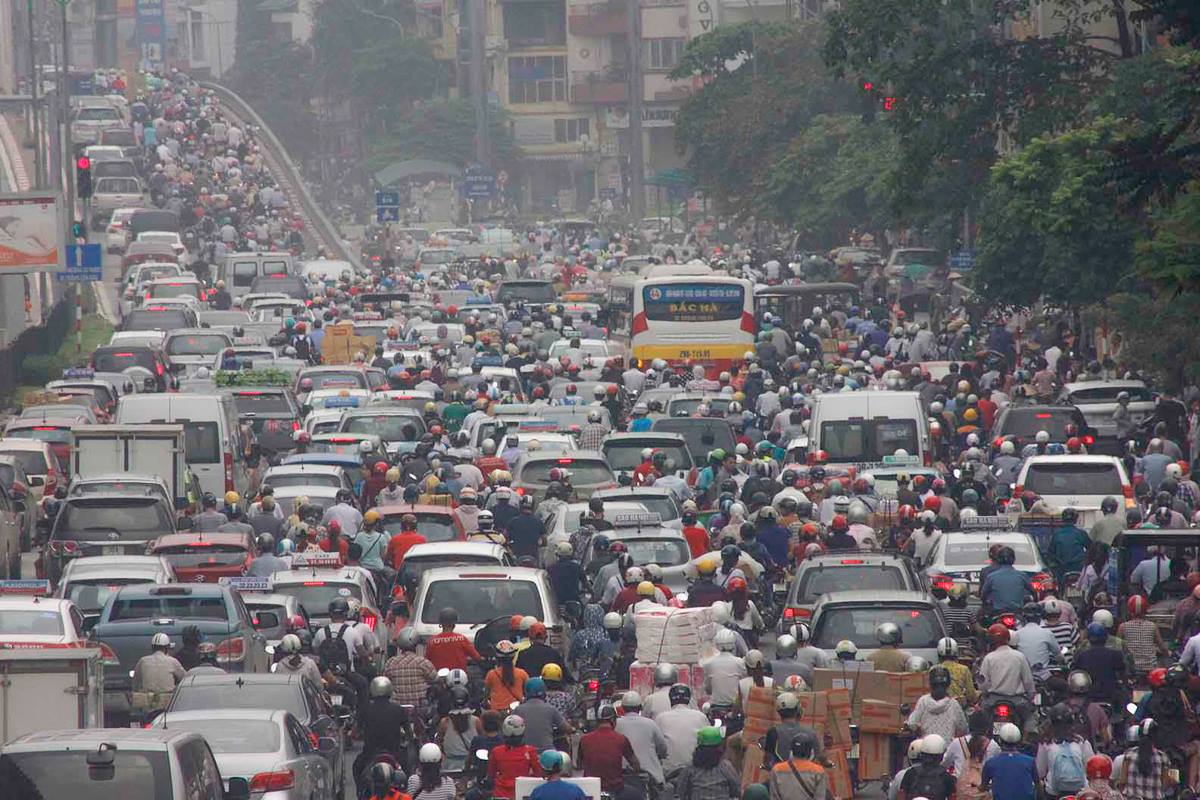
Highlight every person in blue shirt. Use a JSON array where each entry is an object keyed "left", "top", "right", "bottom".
[
  {"left": 981, "top": 722, "right": 1037, "bottom": 800},
  {"left": 1047, "top": 508, "right": 1091, "bottom": 588},
  {"left": 752, "top": 510, "right": 789, "bottom": 567},
  {"left": 529, "top": 749, "right": 585, "bottom": 800},
  {"left": 981, "top": 546, "right": 1035, "bottom": 614}
]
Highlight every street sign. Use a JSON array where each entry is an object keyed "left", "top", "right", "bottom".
[
  {"left": 462, "top": 165, "right": 497, "bottom": 199},
  {"left": 376, "top": 206, "right": 400, "bottom": 223},
  {"left": 375, "top": 190, "right": 401, "bottom": 207},
  {"left": 950, "top": 250, "right": 976, "bottom": 270},
  {"left": 57, "top": 244, "right": 103, "bottom": 281}
]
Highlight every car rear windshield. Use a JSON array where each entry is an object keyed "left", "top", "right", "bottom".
[
  {"left": 5, "top": 426, "right": 71, "bottom": 444},
  {"left": 123, "top": 310, "right": 189, "bottom": 331},
  {"left": 155, "top": 544, "right": 249, "bottom": 567},
  {"left": 0, "top": 608, "right": 65, "bottom": 636},
  {"left": 0, "top": 750, "right": 171, "bottom": 800},
  {"left": 170, "top": 684, "right": 305, "bottom": 718},
  {"left": 819, "top": 420, "right": 919, "bottom": 462},
  {"left": 1023, "top": 462, "right": 1124, "bottom": 496},
  {"left": 166, "top": 334, "right": 225, "bottom": 356},
  {"left": 101, "top": 129, "right": 137, "bottom": 145},
  {"left": 272, "top": 582, "right": 362, "bottom": 613},
  {"left": 232, "top": 392, "right": 293, "bottom": 414},
  {"left": 497, "top": 282, "right": 555, "bottom": 304},
  {"left": 56, "top": 500, "right": 171, "bottom": 539},
  {"left": 603, "top": 442, "right": 693, "bottom": 471},
  {"left": 381, "top": 514, "right": 458, "bottom": 542},
  {"left": 794, "top": 565, "right": 908, "bottom": 604},
  {"left": 943, "top": 540, "right": 1040, "bottom": 569},
  {"left": 263, "top": 474, "right": 341, "bottom": 490},
  {"left": 64, "top": 579, "right": 156, "bottom": 613},
  {"left": 998, "top": 409, "right": 1079, "bottom": 438},
  {"left": 813, "top": 606, "right": 942, "bottom": 650},
  {"left": 305, "top": 372, "right": 367, "bottom": 390},
  {"left": 651, "top": 419, "right": 737, "bottom": 464},
  {"left": 1069, "top": 386, "right": 1154, "bottom": 404},
  {"left": 93, "top": 348, "right": 156, "bottom": 372},
  {"left": 343, "top": 415, "right": 422, "bottom": 442},
  {"left": 93, "top": 161, "right": 137, "bottom": 179},
  {"left": 618, "top": 538, "right": 690, "bottom": 567},
  {"left": 519, "top": 459, "right": 614, "bottom": 485},
  {"left": 108, "top": 594, "right": 228, "bottom": 620},
  {"left": 398, "top": 555, "right": 500, "bottom": 588},
  {"left": 667, "top": 397, "right": 733, "bottom": 417},
  {"left": 0, "top": 449, "right": 48, "bottom": 475},
  {"left": 181, "top": 422, "right": 221, "bottom": 464},
  {"left": 421, "top": 579, "right": 542, "bottom": 624},
  {"left": 164, "top": 719, "right": 282, "bottom": 754},
  {"left": 251, "top": 277, "right": 305, "bottom": 297}
]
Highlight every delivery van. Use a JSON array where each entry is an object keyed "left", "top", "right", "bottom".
[
  {"left": 808, "top": 391, "right": 930, "bottom": 468},
  {"left": 215, "top": 252, "right": 295, "bottom": 300}
]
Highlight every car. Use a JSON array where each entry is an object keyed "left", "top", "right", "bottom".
[
  {"left": 650, "top": 417, "right": 738, "bottom": 469},
  {"left": 279, "top": 454, "right": 368, "bottom": 494},
  {"left": 250, "top": 273, "right": 307, "bottom": 300},
  {"left": 296, "top": 366, "right": 372, "bottom": 398},
  {"left": 19, "top": 400, "right": 99, "bottom": 424},
  {"left": 162, "top": 328, "right": 234, "bottom": 369},
  {"left": 269, "top": 554, "right": 383, "bottom": 632},
  {"left": 664, "top": 393, "right": 736, "bottom": 419},
  {"left": 539, "top": 499, "right": 652, "bottom": 547},
  {"left": 45, "top": 493, "right": 177, "bottom": 586},
  {"left": 55, "top": 555, "right": 176, "bottom": 624},
  {"left": 45, "top": 377, "right": 121, "bottom": 415},
  {"left": 122, "top": 305, "right": 200, "bottom": 333},
  {"left": 308, "top": 432, "right": 385, "bottom": 460},
  {"left": 376, "top": 504, "right": 466, "bottom": 543},
  {"left": 149, "top": 531, "right": 256, "bottom": 584},
  {"left": 3, "top": 416, "right": 85, "bottom": 466},
  {"left": 0, "top": 727, "right": 252, "bottom": 800},
  {"left": 1059, "top": 380, "right": 1156, "bottom": 445},
  {"left": 227, "top": 387, "right": 302, "bottom": 456},
  {"left": 990, "top": 404, "right": 1093, "bottom": 454},
  {"left": 238, "top": 590, "right": 312, "bottom": 648},
  {"left": 547, "top": 338, "right": 611, "bottom": 366},
  {"left": 0, "top": 579, "right": 87, "bottom": 648},
  {"left": 164, "top": 674, "right": 345, "bottom": 790},
  {"left": 262, "top": 463, "right": 355, "bottom": 494},
  {"left": 90, "top": 344, "right": 176, "bottom": 392},
  {"left": 1013, "top": 454, "right": 1133, "bottom": 528},
  {"left": 580, "top": 516, "right": 692, "bottom": 593},
  {"left": 268, "top": 484, "right": 342, "bottom": 517},
  {"left": 143, "top": 276, "right": 205, "bottom": 306},
  {"left": 105, "top": 206, "right": 146, "bottom": 251},
  {"left": 148, "top": 708, "right": 337, "bottom": 800},
  {"left": 395, "top": 541, "right": 514, "bottom": 597},
  {"left": 923, "top": 529, "right": 1054, "bottom": 599},
  {"left": 0, "top": 454, "right": 39, "bottom": 550},
  {"left": 592, "top": 487, "right": 683, "bottom": 529},
  {"left": 884, "top": 247, "right": 945, "bottom": 277},
  {"left": 415, "top": 247, "right": 458, "bottom": 270},
  {"left": 601, "top": 432, "right": 695, "bottom": 479},
  {"left": 408, "top": 566, "right": 565, "bottom": 653},
  {"left": 808, "top": 589, "right": 948, "bottom": 665},
  {"left": 512, "top": 450, "right": 616, "bottom": 500},
  {"left": 304, "top": 388, "right": 372, "bottom": 412},
  {"left": 781, "top": 552, "right": 928, "bottom": 629},
  {"left": 0, "top": 440, "right": 62, "bottom": 505},
  {"left": 136, "top": 230, "right": 188, "bottom": 261},
  {"left": 336, "top": 408, "right": 427, "bottom": 455},
  {"left": 862, "top": 466, "right": 942, "bottom": 500}
]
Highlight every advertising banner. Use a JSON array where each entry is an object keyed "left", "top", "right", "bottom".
[{"left": 0, "top": 193, "right": 63, "bottom": 273}]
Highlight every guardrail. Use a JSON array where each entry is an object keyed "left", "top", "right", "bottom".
[{"left": 198, "top": 82, "right": 361, "bottom": 271}]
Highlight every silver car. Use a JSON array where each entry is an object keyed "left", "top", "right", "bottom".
[
  {"left": 1060, "top": 380, "right": 1156, "bottom": 442},
  {"left": 808, "top": 589, "right": 948, "bottom": 665},
  {"left": 152, "top": 708, "right": 336, "bottom": 799},
  {"left": 56, "top": 554, "right": 176, "bottom": 623}
]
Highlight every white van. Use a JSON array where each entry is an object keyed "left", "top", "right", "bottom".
[
  {"left": 808, "top": 391, "right": 930, "bottom": 468},
  {"left": 1014, "top": 455, "right": 1132, "bottom": 528},
  {"left": 115, "top": 393, "right": 252, "bottom": 500},
  {"left": 215, "top": 252, "right": 295, "bottom": 300}
]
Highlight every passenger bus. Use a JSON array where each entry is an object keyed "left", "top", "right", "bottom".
[{"left": 608, "top": 263, "right": 755, "bottom": 376}]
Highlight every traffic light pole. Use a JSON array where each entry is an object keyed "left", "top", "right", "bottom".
[{"left": 59, "top": 0, "right": 74, "bottom": 222}]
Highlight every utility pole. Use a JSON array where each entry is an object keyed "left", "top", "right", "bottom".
[
  {"left": 469, "top": 0, "right": 488, "bottom": 165},
  {"left": 58, "top": 0, "right": 74, "bottom": 217},
  {"left": 627, "top": 0, "right": 645, "bottom": 220},
  {"left": 27, "top": 0, "right": 42, "bottom": 187}
]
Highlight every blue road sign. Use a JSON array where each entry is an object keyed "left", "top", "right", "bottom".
[
  {"left": 376, "top": 206, "right": 400, "bottom": 223},
  {"left": 375, "top": 190, "right": 401, "bottom": 207},
  {"left": 462, "top": 166, "right": 497, "bottom": 199},
  {"left": 57, "top": 244, "right": 103, "bottom": 281},
  {"left": 949, "top": 250, "right": 976, "bottom": 270}
]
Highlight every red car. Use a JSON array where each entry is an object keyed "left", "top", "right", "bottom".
[{"left": 149, "top": 531, "right": 255, "bottom": 583}]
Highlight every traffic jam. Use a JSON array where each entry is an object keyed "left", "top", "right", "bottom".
[{"left": 1, "top": 68, "right": 1197, "bottom": 800}]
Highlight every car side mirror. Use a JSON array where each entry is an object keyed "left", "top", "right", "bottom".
[
  {"left": 226, "top": 777, "right": 250, "bottom": 800},
  {"left": 81, "top": 616, "right": 98, "bottom": 634},
  {"left": 28, "top": 475, "right": 44, "bottom": 487},
  {"left": 253, "top": 611, "right": 280, "bottom": 630}
]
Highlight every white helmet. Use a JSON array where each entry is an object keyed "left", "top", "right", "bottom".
[
  {"left": 936, "top": 637, "right": 958, "bottom": 659},
  {"left": 921, "top": 734, "right": 947, "bottom": 756},
  {"left": 907, "top": 739, "right": 925, "bottom": 759},
  {"left": 791, "top": 622, "right": 812, "bottom": 644},
  {"left": 744, "top": 649, "right": 765, "bottom": 668},
  {"left": 555, "top": 540, "right": 573, "bottom": 557},
  {"left": 625, "top": 566, "right": 645, "bottom": 584},
  {"left": 998, "top": 723, "right": 1021, "bottom": 744},
  {"left": 447, "top": 668, "right": 469, "bottom": 687},
  {"left": 1035, "top": 430, "right": 1050, "bottom": 444},
  {"left": 1000, "top": 440, "right": 1015, "bottom": 455},
  {"left": 419, "top": 743, "right": 443, "bottom": 764},
  {"left": 776, "top": 692, "right": 800, "bottom": 712},
  {"left": 715, "top": 629, "right": 737, "bottom": 652},
  {"left": 280, "top": 633, "right": 302, "bottom": 654},
  {"left": 151, "top": 633, "right": 171, "bottom": 648},
  {"left": 1092, "top": 609, "right": 1115, "bottom": 629},
  {"left": 502, "top": 714, "right": 526, "bottom": 737},
  {"left": 641, "top": 447, "right": 654, "bottom": 460},
  {"left": 603, "top": 612, "right": 623, "bottom": 630},
  {"left": 710, "top": 601, "right": 731, "bottom": 625}
]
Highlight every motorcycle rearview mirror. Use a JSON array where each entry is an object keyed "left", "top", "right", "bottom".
[
  {"left": 475, "top": 749, "right": 490, "bottom": 762},
  {"left": 1127, "top": 702, "right": 1139, "bottom": 716}
]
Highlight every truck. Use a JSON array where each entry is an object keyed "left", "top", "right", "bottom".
[
  {"left": 70, "top": 424, "right": 188, "bottom": 511},
  {"left": 0, "top": 648, "right": 104, "bottom": 742}
]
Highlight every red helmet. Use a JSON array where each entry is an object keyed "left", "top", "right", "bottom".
[
  {"left": 606, "top": 384, "right": 618, "bottom": 395},
  {"left": 430, "top": 425, "right": 444, "bottom": 436},
  {"left": 898, "top": 504, "right": 917, "bottom": 522},
  {"left": 510, "top": 614, "right": 524, "bottom": 631},
  {"left": 831, "top": 514, "right": 848, "bottom": 533},
  {"left": 912, "top": 474, "right": 928, "bottom": 490},
  {"left": 533, "top": 386, "right": 546, "bottom": 398},
  {"left": 608, "top": 542, "right": 627, "bottom": 554},
  {"left": 566, "top": 383, "right": 578, "bottom": 395},
  {"left": 931, "top": 478, "right": 946, "bottom": 494},
  {"left": 801, "top": 521, "right": 820, "bottom": 537},
  {"left": 838, "top": 342, "right": 849, "bottom": 355},
  {"left": 294, "top": 322, "right": 306, "bottom": 333},
  {"left": 852, "top": 478, "right": 870, "bottom": 494},
  {"left": 923, "top": 496, "right": 943, "bottom": 514},
  {"left": 1020, "top": 490, "right": 1039, "bottom": 510},
  {"left": 327, "top": 520, "right": 341, "bottom": 534},
  {"left": 1128, "top": 595, "right": 1147, "bottom": 617},
  {"left": 1148, "top": 667, "right": 1168, "bottom": 688},
  {"left": 373, "top": 461, "right": 388, "bottom": 474},
  {"left": 727, "top": 577, "right": 748, "bottom": 593},
  {"left": 1086, "top": 755, "right": 1112, "bottom": 781},
  {"left": 1067, "top": 437, "right": 1082, "bottom": 453},
  {"left": 987, "top": 623, "right": 1011, "bottom": 645}
]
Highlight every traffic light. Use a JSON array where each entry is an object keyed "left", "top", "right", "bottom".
[
  {"left": 860, "top": 80, "right": 876, "bottom": 123},
  {"left": 76, "top": 156, "right": 92, "bottom": 199},
  {"left": 71, "top": 221, "right": 84, "bottom": 239}
]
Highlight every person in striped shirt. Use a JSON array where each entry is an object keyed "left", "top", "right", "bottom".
[{"left": 1042, "top": 598, "right": 1079, "bottom": 654}]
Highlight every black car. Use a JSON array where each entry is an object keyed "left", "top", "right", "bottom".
[
  {"left": 228, "top": 388, "right": 301, "bottom": 456},
  {"left": 122, "top": 306, "right": 199, "bottom": 334},
  {"left": 989, "top": 404, "right": 1095, "bottom": 453},
  {"left": 45, "top": 493, "right": 177, "bottom": 585},
  {"left": 90, "top": 344, "right": 178, "bottom": 391}
]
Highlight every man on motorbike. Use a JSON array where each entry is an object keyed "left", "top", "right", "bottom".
[
  {"left": 615, "top": 691, "right": 668, "bottom": 789},
  {"left": 274, "top": 633, "right": 324, "bottom": 686},
  {"left": 980, "top": 723, "right": 1036, "bottom": 800},
  {"left": 1016, "top": 602, "right": 1064, "bottom": 682},
  {"left": 981, "top": 546, "right": 1035, "bottom": 614},
  {"left": 905, "top": 665, "right": 968, "bottom": 742},
  {"left": 979, "top": 623, "right": 1035, "bottom": 727},
  {"left": 656, "top": 684, "right": 708, "bottom": 776},
  {"left": 866, "top": 622, "right": 911, "bottom": 671},
  {"left": 897, "top": 734, "right": 956, "bottom": 800},
  {"left": 935, "top": 637, "right": 979, "bottom": 707},
  {"left": 355, "top": 676, "right": 416, "bottom": 795},
  {"left": 1071, "top": 622, "right": 1127, "bottom": 705},
  {"left": 701, "top": 629, "right": 746, "bottom": 708},
  {"left": 488, "top": 714, "right": 541, "bottom": 800},
  {"left": 763, "top": 691, "right": 824, "bottom": 768},
  {"left": 643, "top": 663, "right": 682, "bottom": 719}
]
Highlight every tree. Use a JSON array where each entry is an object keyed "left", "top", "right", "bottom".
[{"left": 367, "top": 98, "right": 521, "bottom": 173}]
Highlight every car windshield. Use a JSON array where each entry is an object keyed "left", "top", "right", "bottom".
[
  {"left": 651, "top": 419, "right": 737, "bottom": 464},
  {"left": 166, "top": 334, "right": 225, "bottom": 355},
  {"left": 518, "top": 459, "right": 614, "bottom": 485},
  {"left": 667, "top": 397, "right": 733, "bottom": 417},
  {"left": 617, "top": 538, "right": 691, "bottom": 567},
  {"left": 819, "top": 420, "right": 919, "bottom": 462},
  {"left": 343, "top": 415, "right": 422, "bottom": 441},
  {"left": 381, "top": 514, "right": 458, "bottom": 542},
  {"left": 5, "top": 426, "right": 71, "bottom": 444},
  {"left": 497, "top": 282, "right": 555, "bottom": 304},
  {"left": 0, "top": 750, "right": 171, "bottom": 800},
  {"left": 943, "top": 540, "right": 1040, "bottom": 568},
  {"left": 603, "top": 442, "right": 693, "bottom": 471},
  {"left": 124, "top": 310, "right": 189, "bottom": 331},
  {"left": 894, "top": 249, "right": 942, "bottom": 266},
  {"left": 1069, "top": 386, "right": 1154, "bottom": 403},
  {"left": 154, "top": 544, "right": 249, "bottom": 567},
  {"left": 305, "top": 372, "right": 367, "bottom": 390},
  {"left": 97, "top": 177, "right": 140, "bottom": 193},
  {"left": 232, "top": 393, "right": 293, "bottom": 414},
  {"left": 420, "top": 579, "right": 542, "bottom": 624},
  {"left": 64, "top": 579, "right": 156, "bottom": 613},
  {"left": 398, "top": 555, "right": 501, "bottom": 588},
  {"left": 162, "top": 719, "right": 281, "bottom": 754},
  {"left": 170, "top": 684, "right": 305, "bottom": 718},
  {"left": 263, "top": 474, "right": 341, "bottom": 490},
  {"left": 1023, "top": 463, "right": 1124, "bottom": 496},
  {"left": 794, "top": 565, "right": 908, "bottom": 603},
  {"left": 272, "top": 582, "right": 362, "bottom": 613},
  {"left": 813, "top": 605, "right": 942, "bottom": 649},
  {"left": 108, "top": 595, "right": 228, "bottom": 620},
  {"left": 0, "top": 609, "right": 64, "bottom": 636},
  {"left": 999, "top": 409, "right": 1079, "bottom": 438},
  {"left": 93, "top": 349, "right": 155, "bottom": 371},
  {"left": 57, "top": 500, "right": 171, "bottom": 538}
]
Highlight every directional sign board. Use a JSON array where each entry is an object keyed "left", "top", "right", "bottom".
[
  {"left": 375, "top": 190, "right": 401, "bottom": 207},
  {"left": 57, "top": 243, "right": 103, "bottom": 281},
  {"left": 950, "top": 250, "right": 976, "bottom": 270},
  {"left": 462, "top": 165, "right": 497, "bottom": 199},
  {"left": 376, "top": 206, "right": 400, "bottom": 223}
]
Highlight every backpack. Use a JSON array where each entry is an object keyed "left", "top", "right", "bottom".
[
  {"left": 317, "top": 623, "right": 353, "bottom": 673},
  {"left": 1049, "top": 742, "right": 1086, "bottom": 793},
  {"left": 905, "top": 764, "right": 953, "bottom": 800},
  {"left": 954, "top": 737, "right": 990, "bottom": 800}
]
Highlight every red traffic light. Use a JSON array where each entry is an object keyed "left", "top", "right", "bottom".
[
  {"left": 76, "top": 156, "right": 91, "bottom": 170},
  {"left": 862, "top": 81, "right": 874, "bottom": 91}
]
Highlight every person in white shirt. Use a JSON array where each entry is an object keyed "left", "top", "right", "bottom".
[
  {"left": 701, "top": 629, "right": 747, "bottom": 707},
  {"left": 737, "top": 650, "right": 775, "bottom": 709},
  {"left": 655, "top": 685, "right": 709, "bottom": 773}
]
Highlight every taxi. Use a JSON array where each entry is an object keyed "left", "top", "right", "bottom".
[
  {"left": 0, "top": 580, "right": 88, "bottom": 650},
  {"left": 268, "top": 552, "right": 384, "bottom": 633}
]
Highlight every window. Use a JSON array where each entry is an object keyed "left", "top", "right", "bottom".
[
  {"left": 508, "top": 56, "right": 567, "bottom": 103},
  {"left": 554, "top": 118, "right": 590, "bottom": 143},
  {"left": 644, "top": 38, "right": 685, "bottom": 70},
  {"left": 190, "top": 11, "right": 205, "bottom": 60},
  {"left": 502, "top": 2, "right": 565, "bottom": 45}
]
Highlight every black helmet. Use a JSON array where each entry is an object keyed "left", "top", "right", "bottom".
[
  {"left": 1167, "top": 663, "right": 1189, "bottom": 686},
  {"left": 721, "top": 544, "right": 740, "bottom": 562},
  {"left": 1061, "top": 507, "right": 1078, "bottom": 524},
  {"left": 1101, "top": 496, "right": 1120, "bottom": 514},
  {"left": 669, "top": 684, "right": 692, "bottom": 706},
  {"left": 328, "top": 598, "right": 350, "bottom": 616},
  {"left": 336, "top": 488, "right": 354, "bottom": 504},
  {"left": 1021, "top": 602, "right": 1043, "bottom": 622},
  {"left": 589, "top": 497, "right": 604, "bottom": 513},
  {"left": 928, "top": 665, "right": 952, "bottom": 688},
  {"left": 995, "top": 546, "right": 1016, "bottom": 566},
  {"left": 370, "top": 762, "right": 394, "bottom": 789}
]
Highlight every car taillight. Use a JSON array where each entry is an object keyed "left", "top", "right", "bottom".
[
  {"left": 224, "top": 452, "right": 234, "bottom": 492},
  {"left": 292, "top": 421, "right": 300, "bottom": 431},
  {"left": 1013, "top": 484, "right": 1023, "bottom": 497},
  {"left": 994, "top": 703, "right": 1010, "bottom": 718},
  {"left": 155, "top": 361, "right": 164, "bottom": 377},
  {"left": 1031, "top": 573, "right": 1054, "bottom": 592},
  {"left": 1123, "top": 484, "right": 1135, "bottom": 506},
  {"left": 96, "top": 641, "right": 121, "bottom": 666},
  {"left": 932, "top": 576, "right": 954, "bottom": 592},
  {"left": 216, "top": 636, "right": 245, "bottom": 663},
  {"left": 361, "top": 610, "right": 378, "bottom": 631},
  {"left": 48, "top": 540, "right": 78, "bottom": 555},
  {"left": 1082, "top": 435, "right": 1095, "bottom": 446},
  {"left": 250, "top": 771, "right": 294, "bottom": 792},
  {"left": 1001, "top": 615, "right": 1016, "bottom": 628},
  {"left": 783, "top": 607, "right": 795, "bottom": 620}
]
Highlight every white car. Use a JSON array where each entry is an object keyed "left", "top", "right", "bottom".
[
  {"left": 55, "top": 555, "right": 175, "bottom": 622},
  {"left": 136, "top": 230, "right": 188, "bottom": 262},
  {"left": 269, "top": 555, "right": 383, "bottom": 632},
  {"left": 261, "top": 463, "right": 354, "bottom": 494},
  {"left": 1013, "top": 454, "right": 1133, "bottom": 528},
  {"left": 105, "top": 207, "right": 146, "bottom": 252},
  {"left": 0, "top": 581, "right": 87, "bottom": 649}
]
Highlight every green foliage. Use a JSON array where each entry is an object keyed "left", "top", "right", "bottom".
[
  {"left": 367, "top": 98, "right": 520, "bottom": 173},
  {"left": 1105, "top": 292, "right": 1200, "bottom": 390},
  {"left": 229, "top": 38, "right": 319, "bottom": 161}
]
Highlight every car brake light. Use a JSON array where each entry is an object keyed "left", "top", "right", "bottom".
[
  {"left": 250, "top": 771, "right": 295, "bottom": 792},
  {"left": 993, "top": 438, "right": 1004, "bottom": 449},
  {"left": 292, "top": 421, "right": 301, "bottom": 431},
  {"left": 113, "top": 352, "right": 134, "bottom": 357},
  {"left": 96, "top": 641, "right": 121, "bottom": 666},
  {"left": 557, "top": 459, "right": 574, "bottom": 465},
  {"left": 1001, "top": 615, "right": 1015, "bottom": 627},
  {"left": 839, "top": 559, "right": 864, "bottom": 565},
  {"left": 1082, "top": 435, "right": 1095, "bottom": 446},
  {"left": 994, "top": 704, "right": 1010, "bottom": 718},
  {"left": 215, "top": 636, "right": 246, "bottom": 663},
  {"left": 783, "top": 607, "right": 795, "bottom": 620},
  {"left": 303, "top": 581, "right": 326, "bottom": 587},
  {"left": 1035, "top": 413, "right": 1052, "bottom": 418}
]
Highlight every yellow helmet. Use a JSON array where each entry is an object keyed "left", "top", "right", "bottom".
[
  {"left": 541, "top": 663, "right": 564, "bottom": 681},
  {"left": 637, "top": 581, "right": 656, "bottom": 597},
  {"left": 732, "top": 391, "right": 746, "bottom": 403},
  {"left": 424, "top": 401, "right": 437, "bottom": 413},
  {"left": 224, "top": 491, "right": 240, "bottom": 505},
  {"left": 363, "top": 509, "right": 381, "bottom": 525},
  {"left": 697, "top": 557, "right": 718, "bottom": 576},
  {"left": 963, "top": 408, "right": 979, "bottom": 422},
  {"left": 386, "top": 468, "right": 400, "bottom": 483}
]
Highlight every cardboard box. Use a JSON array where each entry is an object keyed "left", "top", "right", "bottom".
[
  {"left": 860, "top": 699, "right": 904, "bottom": 733},
  {"left": 857, "top": 732, "right": 893, "bottom": 780},
  {"left": 900, "top": 671, "right": 929, "bottom": 706},
  {"left": 741, "top": 743, "right": 766, "bottom": 790},
  {"left": 826, "top": 745, "right": 854, "bottom": 800},
  {"left": 825, "top": 688, "right": 852, "bottom": 746},
  {"left": 742, "top": 685, "right": 781, "bottom": 746},
  {"left": 797, "top": 691, "right": 829, "bottom": 736},
  {"left": 322, "top": 323, "right": 376, "bottom": 364}
]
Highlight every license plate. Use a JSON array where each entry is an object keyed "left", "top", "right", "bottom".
[
  {"left": 103, "top": 546, "right": 123, "bottom": 556},
  {"left": 330, "top": 694, "right": 342, "bottom": 706},
  {"left": 586, "top": 708, "right": 595, "bottom": 721}
]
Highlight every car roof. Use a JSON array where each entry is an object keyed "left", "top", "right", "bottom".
[
  {"left": 242, "top": 593, "right": 299, "bottom": 606},
  {"left": 265, "top": 464, "right": 344, "bottom": 476},
  {"left": 940, "top": 531, "right": 1036, "bottom": 545},
  {"left": 72, "top": 473, "right": 168, "bottom": 485},
  {"left": 111, "top": 583, "right": 230, "bottom": 598},
  {"left": 178, "top": 672, "right": 303, "bottom": 687},
  {"left": 152, "top": 532, "right": 252, "bottom": 548},
  {"left": 62, "top": 555, "right": 172, "bottom": 574},
  {"left": 517, "top": 449, "right": 605, "bottom": 463},
  {"left": 270, "top": 485, "right": 339, "bottom": 498},
  {"left": 403, "top": 541, "right": 506, "bottom": 559},
  {"left": 158, "top": 708, "right": 288, "bottom": 723},
  {"left": 0, "top": 440, "right": 51, "bottom": 452},
  {"left": 601, "top": 432, "right": 687, "bottom": 444},
  {"left": 3, "top": 728, "right": 192, "bottom": 751},
  {"left": 813, "top": 589, "right": 936, "bottom": 607},
  {"left": 1021, "top": 454, "right": 1122, "bottom": 466},
  {"left": 375, "top": 504, "right": 454, "bottom": 516},
  {"left": 800, "top": 552, "right": 911, "bottom": 566}
]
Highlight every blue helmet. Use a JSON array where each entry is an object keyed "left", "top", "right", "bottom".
[
  {"left": 525, "top": 677, "right": 546, "bottom": 698},
  {"left": 1086, "top": 622, "right": 1107, "bottom": 642}
]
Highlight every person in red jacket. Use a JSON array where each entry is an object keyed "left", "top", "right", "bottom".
[
  {"left": 319, "top": 520, "right": 349, "bottom": 563},
  {"left": 423, "top": 607, "right": 481, "bottom": 671},
  {"left": 487, "top": 714, "right": 542, "bottom": 799},
  {"left": 682, "top": 510, "right": 710, "bottom": 558}
]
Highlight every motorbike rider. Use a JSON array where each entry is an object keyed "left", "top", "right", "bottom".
[
  {"left": 530, "top": 750, "right": 586, "bottom": 800},
  {"left": 354, "top": 676, "right": 414, "bottom": 795},
  {"left": 436, "top": 685, "right": 480, "bottom": 773},
  {"left": 578, "top": 703, "right": 641, "bottom": 800},
  {"left": 247, "top": 532, "right": 288, "bottom": 576},
  {"left": 980, "top": 723, "right": 1037, "bottom": 800},
  {"left": 1048, "top": 508, "right": 1090, "bottom": 589},
  {"left": 516, "top": 622, "right": 574, "bottom": 682},
  {"left": 935, "top": 637, "right": 979, "bottom": 707},
  {"left": 513, "top": 677, "right": 572, "bottom": 752},
  {"left": 1071, "top": 622, "right": 1128, "bottom": 705},
  {"left": 979, "top": 623, "right": 1035, "bottom": 725},
  {"left": 982, "top": 546, "right": 1035, "bottom": 615},
  {"left": 866, "top": 622, "right": 911, "bottom": 671},
  {"left": 313, "top": 597, "right": 372, "bottom": 703},
  {"left": 1063, "top": 670, "right": 1112, "bottom": 746},
  {"left": 905, "top": 665, "right": 968, "bottom": 742},
  {"left": 643, "top": 663, "right": 681, "bottom": 718},
  {"left": 687, "top": 556, "right": 728, "bottom": 607},
  {"left": 488, "top": 714, "right": 541, "bottom": 799},
  {"left": 656, "top": 684, "right": 708, "bottom": 776},
  {"left": 185, "top": 642, "right": 224, "bottom": 675},
  {"left": 274, "top": 633, "right": 324, "bottom": 686},
  {"left": 405, "top": 744, "right": 457, "bottom": 799},
  {"left": 365, "top": 763, "right": 411, "bottom": 800},
  {"left": 547, "top": 540, "right": 584, "bottom": 606},
  {"left": 383, "top": 628, "right": 436, "bottom": 709},
  {"left": 768, "top": 733, "right": 830, "bottom": 800},
  {"left": 701, "top": 629, "right": 746, "bottom": 708},
  {"left": 763, "top": 691, "right": 824, "bottom": 768},
  {"left": 615, "top": 691, "right": 668, "bottom": 788},
  {"left": 1016, "top": 602, "right": 1064, "bottom": 682},
  {"left": 897, "top": 734, "right": 956, "bottom": 800},
  {"left": 1035, "top": 703, "right": 1094, "bottom": 797}
]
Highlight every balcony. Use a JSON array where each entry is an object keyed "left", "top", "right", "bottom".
[
  {"left": 568, "top": 1, "right": 626, "bottom": 36},
  {"left": 571, "top": 68, "right": 628, "bottom": 103}
]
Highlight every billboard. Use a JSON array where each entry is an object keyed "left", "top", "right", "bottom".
[
  {"left": 136, "top": 0, "right": 166, "bottom": 69},
  {"left": 0, "top": 193, "right": 64, "bottom": 273}
]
